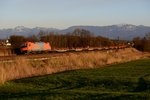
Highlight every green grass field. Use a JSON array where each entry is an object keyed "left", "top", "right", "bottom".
[{"left": 0, "top": 58, "right": 150, "bottom": 100}]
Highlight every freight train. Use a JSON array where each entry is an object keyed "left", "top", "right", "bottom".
[{"left": 19, "top": 41, "right": 132, "bottom": 54}]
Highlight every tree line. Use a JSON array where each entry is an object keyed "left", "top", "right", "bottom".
[
  {"left": 133, "top": 33, "right": 150, "bottom": 52},
  {"left": 9, "top": 29, "right": 124, "bottom": 50}
]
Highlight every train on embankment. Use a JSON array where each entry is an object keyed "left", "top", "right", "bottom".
[
  {"left": 0, "top": 41, "right": 133, "bottom": 56},
  {"left": 19, "top": 41, "right": 131, "bottom": 54}
]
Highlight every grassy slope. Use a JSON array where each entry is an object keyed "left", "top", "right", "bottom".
[
  {"left": 0, "top": 58, "right": 150, "bottom": 100},
  {"left": 0, "top": 48, "right": 146, "bottom": 84}
]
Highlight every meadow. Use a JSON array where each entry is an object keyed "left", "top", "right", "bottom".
[{"left": 0, "top": 58, "right": 150, "bottom": 100}]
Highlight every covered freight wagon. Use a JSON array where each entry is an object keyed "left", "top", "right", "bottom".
[{"left": 20, "top": 42, "right": 51, "bottom": 54}]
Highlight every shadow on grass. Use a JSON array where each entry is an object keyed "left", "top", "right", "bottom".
[
  {"left": 134, "top": 74, "right": 150, "bottom": 92},
  {"left": 0, "top": 90, "right": 149, "bottom": 100}
]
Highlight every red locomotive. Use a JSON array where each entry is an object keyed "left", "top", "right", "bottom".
[{"left": 20, "top": 42, "right": 51, "bottom": 54}]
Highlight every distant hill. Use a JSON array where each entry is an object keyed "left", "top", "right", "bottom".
[
  {"left": 0, "top": 24, "right": 150, "bottom": 40},
  {"left": 61, "top": 24, "right": 150, "bottom": 40},
  {"left": 0, "top": 26, "right": 60, "bottom": 39}
]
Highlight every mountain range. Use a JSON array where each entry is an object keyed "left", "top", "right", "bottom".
[{"left": 0, "top": 24, "right": 150, "bottom": 40}]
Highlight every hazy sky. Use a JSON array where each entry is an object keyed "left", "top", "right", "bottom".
[{"left": 0, "top": 0, "right": 150, "bottom": 28}]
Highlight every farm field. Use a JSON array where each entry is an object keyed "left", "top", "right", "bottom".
[{"left": 0, "top": 58, "right": 150, "bottom": 100}]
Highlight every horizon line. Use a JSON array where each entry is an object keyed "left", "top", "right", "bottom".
[{"left": 0, "top": 23, "right": 150, "bottom": 29}]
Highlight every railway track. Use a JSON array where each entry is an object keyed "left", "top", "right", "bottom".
[
  {"left": 0, "top": 47, "right": 129, "bottom": 62},
  {"left": 0, "top": 53, "right": 67, "bottom": 62}
]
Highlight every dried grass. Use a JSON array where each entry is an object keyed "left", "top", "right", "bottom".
[{"left": 0, "top": 48, "right": 148, "bottom": 84}]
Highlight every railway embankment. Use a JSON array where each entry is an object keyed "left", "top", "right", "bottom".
[{"left": 0, "top": 48, "right": 149, "bottom": 84}]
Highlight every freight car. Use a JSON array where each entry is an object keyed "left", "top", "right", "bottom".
[{"left": 20, "top": 42, "right": 51, "bottom": 54}]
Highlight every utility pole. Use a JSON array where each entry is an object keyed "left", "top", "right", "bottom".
[{"left": 117, "top": 36, "right": 119, "bottom": 49}]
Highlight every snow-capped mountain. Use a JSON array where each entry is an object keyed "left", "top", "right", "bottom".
[
  {"left": 14, "top": 26, "right": 28, "bottom": 32},
  {"left": 0, "top": 26, "right": 60, "bottom": 39},
  {"left": 61, "top": 24, "right": 150, "bottom": 40},
  {"left": 0, "top": 24, "right": 150, "bottom": 40}
]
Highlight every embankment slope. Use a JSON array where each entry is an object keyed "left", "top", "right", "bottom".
[{"left": 0, "top": 48, "right": 149, "bottom": 83}]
